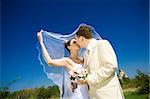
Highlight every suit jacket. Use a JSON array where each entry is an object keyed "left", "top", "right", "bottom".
[{"left": 84, "top": 39, "right": 124, "bottom": 99}]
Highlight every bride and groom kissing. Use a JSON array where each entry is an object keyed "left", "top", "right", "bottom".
[{"left": 37, "top": 24, "right": 124, "bottom": 99}]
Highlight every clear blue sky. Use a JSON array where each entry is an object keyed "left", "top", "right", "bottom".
[{"left": 1, "top": 0, "right": 149, "bottom": 91}]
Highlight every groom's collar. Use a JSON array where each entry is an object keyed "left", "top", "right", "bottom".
[{"left": 86, "top": 38, "right": 97, "bottom": 51}]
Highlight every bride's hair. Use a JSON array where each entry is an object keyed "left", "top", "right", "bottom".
[
  {"left": 64, "top": 39, "right": 71, "bottom": 53},
  {"left": 64, "top": 38, "right": 76, "bottom": 53}
]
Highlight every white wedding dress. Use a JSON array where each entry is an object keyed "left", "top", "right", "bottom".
[{"left": 69, "top": 63, "right": 89, "bottom": 99}]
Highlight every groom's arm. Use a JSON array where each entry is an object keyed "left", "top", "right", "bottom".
[{"left": 87, "top": 40, "right": 118, "bottom": 87}]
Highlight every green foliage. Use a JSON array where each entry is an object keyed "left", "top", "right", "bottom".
[
  {"left": 0, "top": 69, "right": 149, "bottom": 98},
  {"left": 0, "top": 86, "right": 10, "bottom": 99},
  {"left": 135, "top": 69, "right": 149, "bottom": 94},
  {"left": 0, "top": 86, "right": 60, "bottom": 99},
  {"left": 48, "top": 86, "right": 60, "bottom": 97},
  {"left": 125, "top": 92, "right": 149, "bottom": 99},
  {"left": 121, "top": 69, "right": 150, "bottom": 95}
]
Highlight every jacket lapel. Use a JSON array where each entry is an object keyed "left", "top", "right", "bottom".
[
  {"left": 84, "top": 39, "right": 98, "bottom": 69},
  {"left": 84, "top": 50, "right": 92, "bottom": 69}
]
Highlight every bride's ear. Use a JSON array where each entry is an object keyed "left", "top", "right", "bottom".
[{"left": 67, "top": 46, "right": 71, "bottom": 49}]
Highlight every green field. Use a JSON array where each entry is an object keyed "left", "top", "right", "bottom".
[{"left": 125, "top": 93, "right": 149, "bottom": 99}]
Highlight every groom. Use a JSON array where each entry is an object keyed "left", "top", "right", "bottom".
[{"left": 75, "top": 25, "right": 124, "bottom": 99}]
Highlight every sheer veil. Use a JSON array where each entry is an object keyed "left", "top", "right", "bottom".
[{"left": 36, "top": 23, "right": 102, "bottom": 98}]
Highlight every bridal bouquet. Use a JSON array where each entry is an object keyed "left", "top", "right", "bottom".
[{"left": 68, "top": 68, "right": 88, "bottom": 92}]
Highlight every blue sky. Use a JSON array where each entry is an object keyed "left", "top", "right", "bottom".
[{"left": 1, "top": 0, "right": 149, "bottom": 91}]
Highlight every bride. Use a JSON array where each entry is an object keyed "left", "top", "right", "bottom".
[{"left": 37, "top": 32, "right": 89, "bottom": 99}]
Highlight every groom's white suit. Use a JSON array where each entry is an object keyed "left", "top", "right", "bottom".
[{"left": 83, "top": 39, "right": 124, "bottom": 99}]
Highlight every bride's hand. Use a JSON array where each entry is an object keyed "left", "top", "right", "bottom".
[{"left": 37, "top": 32, "right": 43, "bottom": 43}]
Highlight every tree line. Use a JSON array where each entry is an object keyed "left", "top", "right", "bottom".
[
  {"left": 0, "top": 86, "right": 60, "bottom": 99},
  {"left": 0, "top": 69, "right": 149, "bottom": 99}
]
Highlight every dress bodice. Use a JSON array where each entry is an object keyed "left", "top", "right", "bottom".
[{"left": 74, "top": 63, "right": 83, "bottom": 70}]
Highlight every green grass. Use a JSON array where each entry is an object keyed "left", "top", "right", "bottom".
[{"left": 125, "top": 93, "right": 149, "bottom": 99}]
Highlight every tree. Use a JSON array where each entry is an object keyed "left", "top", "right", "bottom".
[
  {"left": 135, "top": 69, "right": 149, "bottom": 94},
  {"left": 37, "top": 86, "right": 51, "bottom": 99},
  {"left": 0, "top": 86, "right": 10, "bottom": 99}
]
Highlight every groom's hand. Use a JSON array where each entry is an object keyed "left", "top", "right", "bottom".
[{"left": 77, "top": 80, "right": 87, "bottom": 85}]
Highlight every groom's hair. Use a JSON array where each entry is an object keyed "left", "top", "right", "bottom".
[{"left": 76, "top": 25, "right": 92, "bottom": 39}]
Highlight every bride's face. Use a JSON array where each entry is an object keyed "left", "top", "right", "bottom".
[{"left": 69, "top": 39, "right": 80, "bottom": 52}]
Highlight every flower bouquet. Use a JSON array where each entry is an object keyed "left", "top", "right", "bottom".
[{"left": 68, "top": 68, "right": 88, "bottom": 92}]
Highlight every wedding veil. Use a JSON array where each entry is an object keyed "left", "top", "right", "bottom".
[{"left": 37, "top": 23, "right": 102, "bottom": 98}]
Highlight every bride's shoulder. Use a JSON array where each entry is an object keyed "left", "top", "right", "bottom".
[
  {"left": 63, "top": 57, "right": 75, "bottom": 64},
  {"left": 63, "top": 57, "right": 71, "bottom": 60}
]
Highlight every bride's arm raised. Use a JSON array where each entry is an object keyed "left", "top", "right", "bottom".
[{"left": 37, "top": 32, "right": 74, "bottom": 70}]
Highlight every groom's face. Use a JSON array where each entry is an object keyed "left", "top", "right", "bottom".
[{"left": 75, "top": 36, "right": 84, "bottom": 48}]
